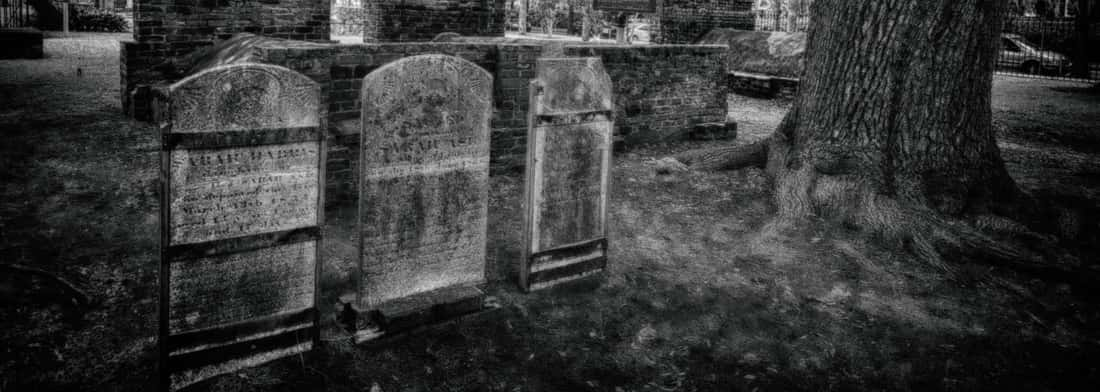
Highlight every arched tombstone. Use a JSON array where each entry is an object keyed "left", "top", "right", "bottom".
[
  {"left": 152, "top": 63, "right": 324, "bottom": 391},
  {"left": 520, "top": 57, "right": 614, "bottom": 291},
  {"left": 357, "top": 54, "right": 493, "bottom": 341}
]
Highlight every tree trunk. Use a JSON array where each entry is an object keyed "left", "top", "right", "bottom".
[
  {"left": 675, "top": 0, "right": 1071, "bottom": 270},
  {"left": 773, "top": 0, "right": 1018, "bottom": 219}
]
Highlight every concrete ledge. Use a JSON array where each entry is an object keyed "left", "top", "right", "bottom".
[{"left": 353, "top": 285, "right": 493, "bottom": 344}]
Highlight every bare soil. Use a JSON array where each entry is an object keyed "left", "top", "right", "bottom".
[{"left": 1, "top": 35, "right": 1098, "bottom": 392}]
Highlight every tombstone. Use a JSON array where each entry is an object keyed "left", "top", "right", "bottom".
[
  {"left": 153, "top": 63, "right": 324, "bottom": 391},
  {"left": 356, "top": 54, "right": 492, "bottom": 341},
  {"left": 520, "top": 57, "right": 614, "bottom": 291}
]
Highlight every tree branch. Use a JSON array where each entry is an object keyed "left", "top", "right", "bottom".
[{"left": 0, "top": 263, "right": 90, "bottom": 307}]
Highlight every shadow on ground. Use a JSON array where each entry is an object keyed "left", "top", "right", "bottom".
[{"left": 1, "top": 35, "right": 1098, "bottom": 392}]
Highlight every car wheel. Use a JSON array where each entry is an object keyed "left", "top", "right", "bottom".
[{"left": 1023, "top": 61, "right": 1041, "bottom": 75}]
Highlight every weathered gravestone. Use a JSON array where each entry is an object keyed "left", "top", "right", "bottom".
[
  {"left": 357, "top": 54, "right": 492, "bottom": 340},
  {"left": 520, "top": 57, "right": 614, "bottom": 291},
  {"left": 153, "top": 63, "right": 324, "bottom": 391}
]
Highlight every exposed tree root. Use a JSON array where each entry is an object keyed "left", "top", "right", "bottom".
[
  {"left": 666, "top": 131, "right": 1099, "bottom": 290},
  {"left": 674, "top": 137, "right": 770, "bottom": 172}
]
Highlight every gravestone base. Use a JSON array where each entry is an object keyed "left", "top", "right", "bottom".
[
  {"left": 354, "top": 285, "right": 490, "bottom": 344},
  {"left": 525, "top": 238, "right": 609, "bottom": 292}
]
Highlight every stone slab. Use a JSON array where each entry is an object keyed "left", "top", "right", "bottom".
[
  {"left": 358, "top": 54, "right": 492, "bottom": 323},
  {"left": 521, "top": 57, "right": 614, "bottom": 291},
  {"left": 155, "top": 63, "right": 323, "bottom": 392},
  {"left": 353, "top": 285, "right": 486, "bottom": 344},
  {"left": 167, "top": 143, "right": 319, "bottom": 245}
]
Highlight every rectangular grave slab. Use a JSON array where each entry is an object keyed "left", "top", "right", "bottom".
[
  {"left": 153, "top": 63, "right": 324, "bottom": 392},
  {"left": 521, "top": 57, "right": 614, "bottom": 292},
  {"left": 356, "top": 54, "right": 493, "bottom": 340}
]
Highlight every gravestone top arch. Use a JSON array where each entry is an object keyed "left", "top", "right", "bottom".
[
  {"left": 532, "top": 57, "right": 613, "bottom": 116},
  {"left": 158, "top": 62, "right": 320, "bottom": 135}
]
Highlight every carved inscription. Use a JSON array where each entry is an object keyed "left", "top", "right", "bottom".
[
  {"left": 360, "top": 55, "right": 492, "bottom": 308},
  {"left": 168, "top": 241, "right": 316, "bottom": 334},
  {"left": 169, "top": 142, "right": 319, "bottom": 245},
  {"left": 536, "top": 120, "right": 611, "bottom": 248},
  {"left": 157, "top": 63, "right": 323, "bottom": 392}
]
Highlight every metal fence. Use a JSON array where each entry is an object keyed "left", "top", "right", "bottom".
[
  {"left": 997, "top": 16, "right": 1099, "bottom": 82},
  {"left": 1, "top": 0, "right": 35, "bottom": 28},
  {"left": 753, "top": 9, "right": 810, "bottom": 33}
]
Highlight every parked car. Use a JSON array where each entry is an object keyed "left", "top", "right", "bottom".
[
  {"left": 998, "top": 33, "right": 1071, "bottom": 75},
  {"left": 627, "top": 23, "right": 652, "bottom": 44}
]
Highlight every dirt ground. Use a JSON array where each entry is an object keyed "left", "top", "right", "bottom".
[{"left": 1, "top": 35, "right": 1099, "bottom": 392}]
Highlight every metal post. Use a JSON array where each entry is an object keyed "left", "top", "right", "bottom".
[
  {"left": 616, "top": 12, "right": 628, "bottom": 44},
  {"left": 62, "top": 2, "right": 69, "bottom": 34}
]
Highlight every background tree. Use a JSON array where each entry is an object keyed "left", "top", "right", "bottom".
[{"left": 676, "top": 0, "right": 1081, "bottom": 275}]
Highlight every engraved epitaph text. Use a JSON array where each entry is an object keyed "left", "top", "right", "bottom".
[
  {"left": 359, "top": 55, "right": 492, "bottom": 309},
  {"left": 156, "top": 64, "right": 322, "bottom": 391}
]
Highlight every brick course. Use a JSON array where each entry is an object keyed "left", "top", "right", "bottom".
[
  {"left": 565, "top": 45, "right": 729, "bottom": 144},
  {"left": 252, "top": 41, "right": 727, "bottom": 203},
  {"left": 368, "top": 0, "right": 507, "bottom": 42}
]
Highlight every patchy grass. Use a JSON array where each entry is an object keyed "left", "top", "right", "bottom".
[{"left": 2, "top": 35, "right": 1100, "bottom": 392}]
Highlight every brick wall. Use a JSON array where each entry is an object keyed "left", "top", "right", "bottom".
[
  {"left": 176, "top": 40, "right": 727, "bottom": 204},
  {"left": 253, "top": 41, "right": 538, "bottom": 203},
  {"left": 564, "top": 45, "right": 729, "bottom": 144},
  {"left": 369, "top": 0, "right": 507, "bottom": 42},
  {"left": 492, "top": 44, "right": 542, "bottom": 168},
  {"left": 121, "top": 0, "right": 331, "bottom": 118},
  {"left": 658, "top": 0, "right": 754, "bottom": 44}
]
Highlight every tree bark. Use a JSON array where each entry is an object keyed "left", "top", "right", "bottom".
[
  {"left": 673, "top": 0, "right": 1080, "bottom": 271},
  {"left": 771, "top": 0, "right": 1021, "bottom": 217}
]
